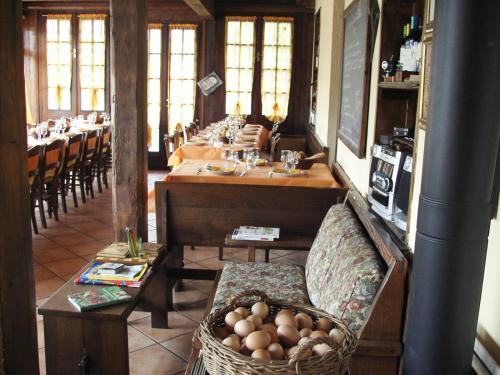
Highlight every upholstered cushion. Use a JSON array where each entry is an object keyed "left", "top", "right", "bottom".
[
  {"left": 305, "top": 204, "right": 385, "bottom": 332},
  {"left": 213, "top": 262, "right": 310, "bottom": 310}
]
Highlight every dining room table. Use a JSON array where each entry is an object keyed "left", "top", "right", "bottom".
[{"left": 167, "top": 124, "right": 270, "bottom": 168}]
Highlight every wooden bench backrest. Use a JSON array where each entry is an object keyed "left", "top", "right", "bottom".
[{"left": 154, "top": 182, "right": 348, "bottom": 246}]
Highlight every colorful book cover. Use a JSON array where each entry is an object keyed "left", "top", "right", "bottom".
[
  {"left": 67, "top": 286, "right": 132, "bottom": 312},
  {"left": 74, "top": 262, "right": 150, "bottom": 288}
]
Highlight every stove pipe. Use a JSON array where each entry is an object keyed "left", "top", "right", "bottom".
[{"left": 403, "top": 0, "right": 500, "bottom": 374}]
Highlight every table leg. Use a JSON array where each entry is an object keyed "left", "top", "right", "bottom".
[{"left": 247, "top": 247, "right": 256, "bottom": 262}]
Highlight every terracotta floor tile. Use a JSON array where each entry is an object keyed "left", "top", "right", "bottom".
[
  {"left": 183, "top": 279, "right": 215, "bottom": 295},
  {"left": 129, "top": 344, "right": 186, "bottom": 375},
  {"left": 67, "top": 240, "right": 106, "bottom": 256},
  {"left": 85, "top": 228, "right": 115, "bottom": 241},
  {"left": 71, "top": 221, "right": 109, "bottom": 232},
  {"left": 52, "top": 232, "right": 95, "bottom": 247},
  {"left": 32, "top": 238, "right": 61, "bottom": 251},
  {"left": 173, "top": 285, "right": 209, "bottom": 306},
  {"left": 44, "top": 257, "right": 88, "bottom": 278},
  {"left": 33, "top": 247, "right": 77, "bottom": 264},
  {"left": 128, "top": 326, "right": 156, "bottom": 352},
  {"left": 131, "top": 312, "right": 198, "bottom": 342},
  {"left": 174, "top": 298, "right": 209, "bottom": 324},
  {"left": 128, "top": 310, "right": 151, "bottom": 323},
  {"left": 42, "top": 227, "right": 80, "bottom": 239},
  {"left": 35, "top": 277, "right": 65, "bottom": 300},
  {"left": 196, "top": 257, "right": 226, "bottom": 270},
  {"left": 34, "top": 264, "right": 57, "bottom": 282},
  {"left": 161, "top": 331, "right": 195, "bottom": 361}
]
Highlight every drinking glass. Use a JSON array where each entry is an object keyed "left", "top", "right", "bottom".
[
  {"left": 246, "top": 147, "right": 258, "bottom": 169},
  {"left": 290, "top": 151, "right": 299, "bottom": 171},
  {"left": 230, "top": 150, "right": 240, "bottom": 168},
  {"left": 41, "top": 122, "right": 48, "bottom": 139},
  {"left": 281, "top": 150, "right": 292, "bottom": 170},
  {"left": 221, "top": 149, "right": 232, "bottom": 169}
]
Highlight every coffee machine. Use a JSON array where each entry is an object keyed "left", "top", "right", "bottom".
[{"left": 368, "top": 140, "right": 412, "bottom": 230}]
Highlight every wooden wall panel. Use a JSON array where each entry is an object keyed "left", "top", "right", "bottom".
[{"left": 0, "top": 0, "right": 39, "bottom": 373}]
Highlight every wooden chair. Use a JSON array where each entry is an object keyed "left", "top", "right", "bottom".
[
  {"left": 78, "top": 130, "right": 99, "bottom": 202},
  {"left": 95, "top": 125, "right": 111, "bottom": 193},
  {"left": 37, "top": 139, "right": 66, "bottom": 227},
  {"left": 163, "top": 134, "right": 174, "bottom": 168},
  {"left": 28, "top": 145, "right": 44, "bottom": 234},
  {"left": 173, "top": 129, "right": 184, "bottom": 150},
  {"left": 184, "top": 125, "right": 193, "bottom": 142},
  {"left": 59, "top": 133, "right": 84, "bottom": 212}
]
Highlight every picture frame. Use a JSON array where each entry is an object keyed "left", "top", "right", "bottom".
[{"left": 197, "top": 72, "right": 223, "bottom": 96}]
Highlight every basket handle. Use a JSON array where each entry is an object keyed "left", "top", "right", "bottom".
[
  {"left": 227, "top": 289, "right": 269, "bottom": 308},
  {"left": 288, "top": 336, "right": 336, "bottom": 367}
]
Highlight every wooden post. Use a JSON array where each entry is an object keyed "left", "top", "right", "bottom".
[
  {"left": 0, "top": 0, "right": 39, "bottom": 373},
  {"left": 110, "top": 0, "right": 148, "bottom": 242}
]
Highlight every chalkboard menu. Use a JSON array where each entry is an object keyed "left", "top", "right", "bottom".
[{"left": 338, "top": 0, "right": 374, "bottom": 158}]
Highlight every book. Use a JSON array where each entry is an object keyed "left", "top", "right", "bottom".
[
  {"left": 88, "top": 263, "right": 147, "bottom": 282},
  {"left": 96, "top": 243, "right": 129, "bottom": 259},
  {"left": 75, "top": 262, "right": 150, "bottom": 288},
  {"left": 67, "top": 286, "right": 132, "bottom": 312},
  {"left": 95, "top": 263, "right": 125, "bottom": 275},
  {"left": 232, "top": 226, "right": 280, "bottom": 241}
]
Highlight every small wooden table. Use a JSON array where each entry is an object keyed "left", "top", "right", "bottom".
[
  {"left": 224, "top": 234, "right": 315, "bottom": 262},
  {"left": 38, "top": 243, "right": 168, "bottom": 375}
]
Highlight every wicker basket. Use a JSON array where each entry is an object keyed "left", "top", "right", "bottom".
[{"left": 196, "top": 290, "right": 357, "bottom": 375}]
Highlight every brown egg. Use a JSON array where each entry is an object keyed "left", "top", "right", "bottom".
[
  {"left": 246, "top": 331, "right": 272, "bottom": 351},
  {"left": 251, "top": 349, "right": 272, "bottom": 360},
  {"left": 222, "top": 336, "right": 240, "bottom": 352},
  {"left": 300, "top": 328, "right": 313, "bottom": 337},
  {"left": 277, "top": 324, "right": 301, "bottom": 348},
  {"left": 267, "top": 343, "right": 285, "bottom": 360},
  {"left": 329, "top": 328, "right": 345, "bottom": 346},
  {"left": 214, "top": 326, "right": 229, "bottom": 340},
  {"left": 246, "top": 314, "right": 263, "bottom": 329},
  {"left": 240, "top": 341, "right": 253, "bottom": 356},
  {"left": 316, "top": 318, "right": 333, "bottom": 333},
  {"left": 312, "top": 343, "right": 333, "bottom": 356},
  {"left": 310, "top": 330, "right": 329, "bottom": 339},
  {"left": 263, "top": 315, "right": 275, "bottom": 324},
  {"left": 294, "top": 313, "right": 313, "bottom": 330},
  {"left": 288, "top": 345, "right": 312, "bottom": 360},
  {"left": 275, "top": 314, "right": 299, "bottom": 329},
  {"left": 277, "top": 309, "right": 294, "bottom": 316},
  {"left": 225, "top": 311, "right": 243, "bottom": 332},
  {"left": 234, "top": 307, "right": 250, "bottom": 319},
  {"left": 259, "top": 323, "right": 279, "bottom": 343},
  {"left": 234, "top": 319, "right": 255, "bottom": 338},
  {"left": 251, "top": 302, "right": 269, "bottom": 319}
]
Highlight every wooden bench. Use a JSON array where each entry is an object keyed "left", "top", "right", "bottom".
[{"left": 182, "top": 191, "right": 408, "bottom": 375}]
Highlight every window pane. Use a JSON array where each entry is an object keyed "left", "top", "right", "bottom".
[
  {"left": 148, "top": 80, "right": 161, "bottom": 104},
  {"left": 149, "top": 29, "right": 162, "bottom": 54},
  {"left": 149, "top": 54, "right": 161, "bottom": 79},
  {"left": 168, "top": 26, "right": 197, "bottom": 133},
  {"left": 261, "top": 19, "right": 293, "bottom": 119},
  {"left": 46, "top": 16, "right": 72, "bottom": 111},
  {"left": 225, "top": 18, "right": 255, "bottom": 115},
  {"left": 79, "top": 16, "right": 107, "bottom": 111}
]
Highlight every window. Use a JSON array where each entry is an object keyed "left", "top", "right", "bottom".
[
  {"left": 225, "top": 17, "right": 256, "bottom": 116},
  {"left": 262, "top": 17, "right": 293, "bottom": 122},
  {"left": 168, "top": 24, "right": 197, "bottom": 135},
  {"left": 46, "top": 15, "right": 72, "bottom": 111},
  {"left": 79, "top": 15, "right": 106, "bottom": 111},
  {"left": 147, "top": 24, "right": 162, "bottom": 152}
]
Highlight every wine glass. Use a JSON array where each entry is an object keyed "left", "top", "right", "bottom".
[
  {"left": 230, "top": 150, "right": 240, "bottom": 168},
  {"left": 41, "top": 122, "right": 48, "bottom": 139},
  {"left": 290, "top": 151, "right": 300, "bottom": 171},
  {"left": 281, "top": 150, "right": 292, "bottom": 170}
]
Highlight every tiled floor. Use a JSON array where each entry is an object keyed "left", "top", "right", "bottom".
[{"left": 34, "top": 170, "right": 308, "bottom": 375}]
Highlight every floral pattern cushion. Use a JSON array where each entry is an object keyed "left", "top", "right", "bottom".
[
  {"left": 213, "top": 262, "right": 310, "bottom": 310},
  {"left": 305, "top": 204, "right": 385, "bottom": 332}
]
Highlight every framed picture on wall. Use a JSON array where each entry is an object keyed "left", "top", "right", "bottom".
[{"left": 197, "top": 72, "right": 223, "bottom": 96}]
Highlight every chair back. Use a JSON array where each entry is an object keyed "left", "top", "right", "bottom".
[
  {"left": 83, "top": 129, "right": 99, "bottom": 161},
  {"left": 63, "top": 133, "right": 84, "bottom": 172},
  {"left": 98, "top": 126, "right": 111, "bottom": 156},
  {"left": 41, "top": 139, "right": 65, "bottom": 183},
  {"left": 163, "top": 134, "right": 174, "bottom": 161},
  {"left": 27, "top": 145, "right": 44, "bottom": 188},
  {"left": 184, "top": 125, "right": 192, "bottom": 142},
  {"left": 173, "top": 130, "right": 183, "bottom": 150}
]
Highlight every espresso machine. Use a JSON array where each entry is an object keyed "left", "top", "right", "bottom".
[{"left": 368, "top": 135, "right": 412, "bottom": 231}]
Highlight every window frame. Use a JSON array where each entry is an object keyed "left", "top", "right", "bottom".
[{"left": 38, "top": 11, "right": 111, "bottom": 121}]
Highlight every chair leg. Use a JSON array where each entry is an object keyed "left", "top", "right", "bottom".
[
  {"left": 37, "top": 183, "right": 47, "bottom": 229},
  {"left": 265, "top": 249, "right": 270, "bottom": 263},
  {"left": 79, "top": 167, "right": 86, "bottom": 203},
  {"left": 96, "top": 160, "right": 103, "bottom": 193},
  {"left": 218, "top": 247, "right": 223, "bottom": 261},
  {"left": 30, "top": 191, "right": 38, "bottom": 235},
  {"left": 51, "top": 181, "right": 59, "bottom": 221},
  {"left": 103, "top": 163, "right": 109, "bottom": 189},
  {"left": 60, "top": 178, "right": 67, "bottom": 214},
  {"left": 71, "top": 170, "right": 78, "bottom": 208}
]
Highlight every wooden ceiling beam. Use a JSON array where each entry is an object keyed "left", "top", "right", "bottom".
[
  {"left": 296, "top": 0, "right": 315, "bottom": 9},
  {"left": 184, "top": 0, "right": 214, "bottom": 20}
]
